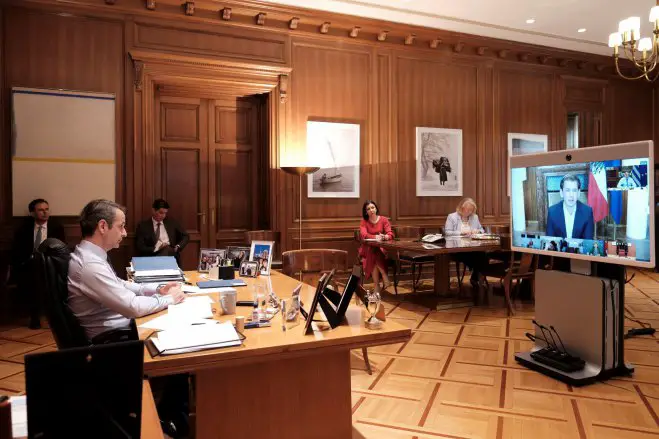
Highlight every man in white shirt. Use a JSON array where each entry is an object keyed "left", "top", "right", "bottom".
[
  {"left": 11, "top": 198, "right": 66, "bottom": 329},
  {"left": 68, "top": 199, "right": 188, "bottom": 437},
  {"left": 135, "top": 199, "right": 189, "bottom": 266},
  {"left": 617, "top": 171, "right": 638, "bottom": 189},
  {"left": 68, "top": 199, "right": 184, "bottom": 340}
]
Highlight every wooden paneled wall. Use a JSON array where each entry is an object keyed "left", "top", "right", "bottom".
[{"left": 0, "top": 1, "right": 655, "bottom": 270}]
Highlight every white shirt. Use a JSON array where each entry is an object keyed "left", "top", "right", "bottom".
[
  {"left": 563, "top": 204, "right": 576, "bottom": 239},
  {"left": 68, "top": 240, "right": 172, "bottom": 339},
  {"left": 33, "top": 221, "right": 47, "bottom": 246},
  {"left": 152, "top": 218, "right": 170, "bottom": 252}
]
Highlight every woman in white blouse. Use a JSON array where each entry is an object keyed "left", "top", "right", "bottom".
[{"left": 445, "top": 198, "right": 487, "bottom": 288}]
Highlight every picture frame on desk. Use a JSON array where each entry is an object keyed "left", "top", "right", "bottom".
[
  {"left": 239, "top": 260, "right": 259, "bottom": 278},
  {"left": 249, "top": 240, "right": 274, "bottom": 276},
  {"left": 198, "top": 248, "right": 227, "bottom": 273},
  {"left": 227, "top": 246, "right": 250, "bottom": 269}
]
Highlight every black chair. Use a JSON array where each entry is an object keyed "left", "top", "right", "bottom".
[{"left": 35, "top": 238, "right": 137, "bottom": 349}]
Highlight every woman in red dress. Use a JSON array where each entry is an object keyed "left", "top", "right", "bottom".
[{"left": 359, "top": 200, "right": 394, "bottom": 293}]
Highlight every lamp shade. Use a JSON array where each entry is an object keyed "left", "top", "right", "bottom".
[
  {"left": 609, "top": 32, "right": 623, "bottom": 48},
  {"left": 280, "top": 166, "right": 321, "bottom": 176},
  {"left": 638, "top": 37, "right": 653, "bottom": 52},
  {"left": 650, "top": 6, "right": 659, "bottom": 23}
]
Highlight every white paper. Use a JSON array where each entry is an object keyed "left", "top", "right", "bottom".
[
  {"left": 167, "top": 296, "right": 213, "bottom": 320},
  {"left": 139, "top": 314, "right": 217, "bottom": 331},
  {"left": 10, "top": 395, "right": 27, "bottom": 438},
  {"left": 152, "top": 321, "right": 241, "bottom": 355},
  {"left": 182, "top": 285, "right": 236, "bottom": 295}
]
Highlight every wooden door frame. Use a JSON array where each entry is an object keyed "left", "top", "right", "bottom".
[{"left": 129, "top": 49, "right": 291, "bottom": 245}]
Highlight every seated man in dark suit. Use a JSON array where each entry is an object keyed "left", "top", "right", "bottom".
[
  {"left": 135, "top": 199, "right": 189, "bottom": 266},
  {"left": 546, "top": 175, "right": 595, "bottom": 240},
  {"left": 11, "top": 198, "right": 66, "bottom": 329}
]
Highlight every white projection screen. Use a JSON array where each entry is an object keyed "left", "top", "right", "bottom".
[{"left": 11, "top": 87, "right": 116, "bottom": 216}]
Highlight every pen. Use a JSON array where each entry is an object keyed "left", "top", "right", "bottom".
[{"left": 244, "top": 321, "right": 271, "bottom": 329}]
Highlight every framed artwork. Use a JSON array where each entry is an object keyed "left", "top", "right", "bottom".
[
  {"left": 507, "top": 133, "right": 549, "bottom": 195},
  {"left": 416, "top": 127, "right": 463, "bottom": 196},
  {"left": 227, "top": 246, "right": 250, "bottom": 269},
  {"left": 198, "top": 248, "right": 227, "bottom": 273},
  {"left": 306, "top": 120, "right": 360, "bottom": 198},
  {"left": 239, "top": 261, "right": 259, "bottom": 278},
  {"left": 249, "top": 240, "right": 274, "bottom": 276}
]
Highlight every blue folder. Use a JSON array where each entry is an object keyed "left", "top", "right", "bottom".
[
  {"left": 131, "top": 256, "right": 180, "bottom": 271},
  {"left": 197, "top": 279, "right": 247, "bottom": 288}
]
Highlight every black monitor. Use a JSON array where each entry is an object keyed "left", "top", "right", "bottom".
[{"left": 25, "top": 340, "right": 144, "bottom": 439}]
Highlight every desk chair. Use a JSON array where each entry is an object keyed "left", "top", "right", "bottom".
[
  {"left": 282, "top": 249, "right": 373, "bottom": 374},
  {"left": 481, "top": 252, "right": 538, "bottom": 316},
  {"left": 245, "top": 230, "right": 282, "bottom": 269},
  {"left": 34, "top": 238, "right": 137, "bottom": 349},
  {"left": 391, "top": 225, "right": 434, "bottom": 294}
]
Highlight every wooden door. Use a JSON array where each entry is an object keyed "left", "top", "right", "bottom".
[
  {"left": 154, "top": 93, "right": 209, "bottom": 270},
  {"left": 208, "top": 97, "right": 261, "bottom": 248}
]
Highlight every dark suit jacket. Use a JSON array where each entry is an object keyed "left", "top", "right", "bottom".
[
  {"left": 11, "top": 217, "right": 66, "bottom": 268},
  {"left": 135, "top": 217, "right": 189, "bottom": 257},
  {"left": 546, "top": 201, "right": 594, "bottom": 240}
]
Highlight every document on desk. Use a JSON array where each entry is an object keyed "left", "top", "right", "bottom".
[
  {"left": 138, "top": 313, "right": 218, "bottom": 331},
  {"left": 150, "top": 321, "right": 242, "bottom": 355},
  {"left": 167, "top": 296, "right": 213, "bottom": 320},
  {"left": 182, "top": 285, "right": 236, "bottom": 295}
]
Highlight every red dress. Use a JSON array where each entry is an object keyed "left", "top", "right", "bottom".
[{"left": 359, "top": 217, "right": 394, "bottom": 279}]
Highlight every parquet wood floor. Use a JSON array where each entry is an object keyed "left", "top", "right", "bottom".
[{"left": 1, "top": 270, "right": 658, "bottom": 439}]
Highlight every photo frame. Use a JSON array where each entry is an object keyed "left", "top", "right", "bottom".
[
  {"left": 416, "top": 127, "right": 463, "bottom": 196},
  {"left": 507, "top": 133, "right": 548, "bottom": 196},
  {"left": 227, "top": 246, "right": 250, "bottom": 269},
  {"left": 249, "top": 240, "right": 274, "bottom": 276},
  {"left": 198, "top": 248, "right": 227, "bottom": 273},
  {"left": 239, "top": 261, "right": 259, "bottom": 278},
  {"left": 306, "top": 120, "right": 360, "bottom": 198}
]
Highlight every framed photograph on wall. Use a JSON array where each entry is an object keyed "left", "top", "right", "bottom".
[
  {"left": 416, "top": 127, "right": 463, "bottom": 197},
  {"left": 198, "top": 249, "right": 227, "bottom": 273},
  {"left": 306, "top": 120, "right": 360, "bottom": 198},
  {"left": 249, "top": 240, "right": 274, "bottom": 276},
  {"left": 507, "top": 133, "right": 549, "bottom": 195}
]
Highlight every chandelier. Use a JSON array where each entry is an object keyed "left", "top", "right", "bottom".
[{"left": 608, "top": 4, "right": 659, "bottom": 81}]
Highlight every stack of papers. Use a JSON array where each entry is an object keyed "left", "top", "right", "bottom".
[
  {"left": 150, "top": 322, "right": 242, "bottom": 355},
  {"left": 139, "top": 296, "right": 214, "bottom": 332},
  {"left": 132, "top": 256, "right": 184, "bottom": 283}
]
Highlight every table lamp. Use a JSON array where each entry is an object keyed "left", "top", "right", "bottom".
[{"left": 280, "top": 166, "right": 320, "bottom": 250}]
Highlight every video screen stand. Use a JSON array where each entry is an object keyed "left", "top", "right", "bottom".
[{"left": 515, "top": 264, "right": 633, "bottom": 386}]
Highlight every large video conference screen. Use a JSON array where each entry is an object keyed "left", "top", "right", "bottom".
[{"left": 510, "top": 141, "right": 654, "bottom": 268}]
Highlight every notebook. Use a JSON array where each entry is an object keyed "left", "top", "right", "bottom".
[{"left": 147, "top": 322, "right": 242, "bottom": 356}]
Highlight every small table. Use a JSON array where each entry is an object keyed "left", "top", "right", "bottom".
[{"left": 366, "top": 237, "right": 501, "bottom": 295}]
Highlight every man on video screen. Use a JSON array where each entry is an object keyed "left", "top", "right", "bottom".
[{"left": 546, "top": 174, "right": 594, "bottom": 239}]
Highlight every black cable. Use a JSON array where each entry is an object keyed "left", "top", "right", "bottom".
[
  {"left": 624, "top": 267, "right": 635, "bottom": 284},
  {"left": 625, "top": 314, "right": 651, "bottom": 329}
]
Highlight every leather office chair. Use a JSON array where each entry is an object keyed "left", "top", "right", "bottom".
[
  {"left": 245, "top": 230, "right": 282, "bottom": 269},
  {"left": 35, "top": 238, "right": 137, "bottom": 349},
  {"left": 392, "top": 225, "right": 433, "bottom": 294}
]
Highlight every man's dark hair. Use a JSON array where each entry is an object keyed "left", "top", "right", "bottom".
[
  {"left": 560, "top": 174, "right": 581, "bottom": 190},
  {"left": 79, "top": 199, "right": 126, "bottom": 238},
  {"left": 152, "top": 199, "right": 170, "bottom": 210},
  {"left": 28, "top": 199, "right": 48, "bottom": 212},
  {"left": 362, "top": 200, "right": 379, "bottom": 220}
]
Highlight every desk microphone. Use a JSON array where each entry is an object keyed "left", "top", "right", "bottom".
[
  {"left": 525, "top": 332, "right": 550, "bottom": 345},
  {"left": 532, "top": 320, "right": 556, "bottom": 350},
  {"left": 549, "top": 325, "right": 569, "bottom": 355}
]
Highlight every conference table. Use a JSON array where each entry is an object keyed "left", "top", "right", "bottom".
[
  {"left": 366, "top": 236, "right": 503, "bottom": 295},
  {"left": 137, "top": 270, "right": 411, "bottom": 439}
]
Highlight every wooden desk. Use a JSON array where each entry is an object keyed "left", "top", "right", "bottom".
[
  {"left": 13, "top": 380, "right": 163, "bottom": 439},
  {"left": 138, "top": 271, "right": 411, "bottom": 439},
  {"left": 367, "top": 237, "right": 501, "bottom": 295}
]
